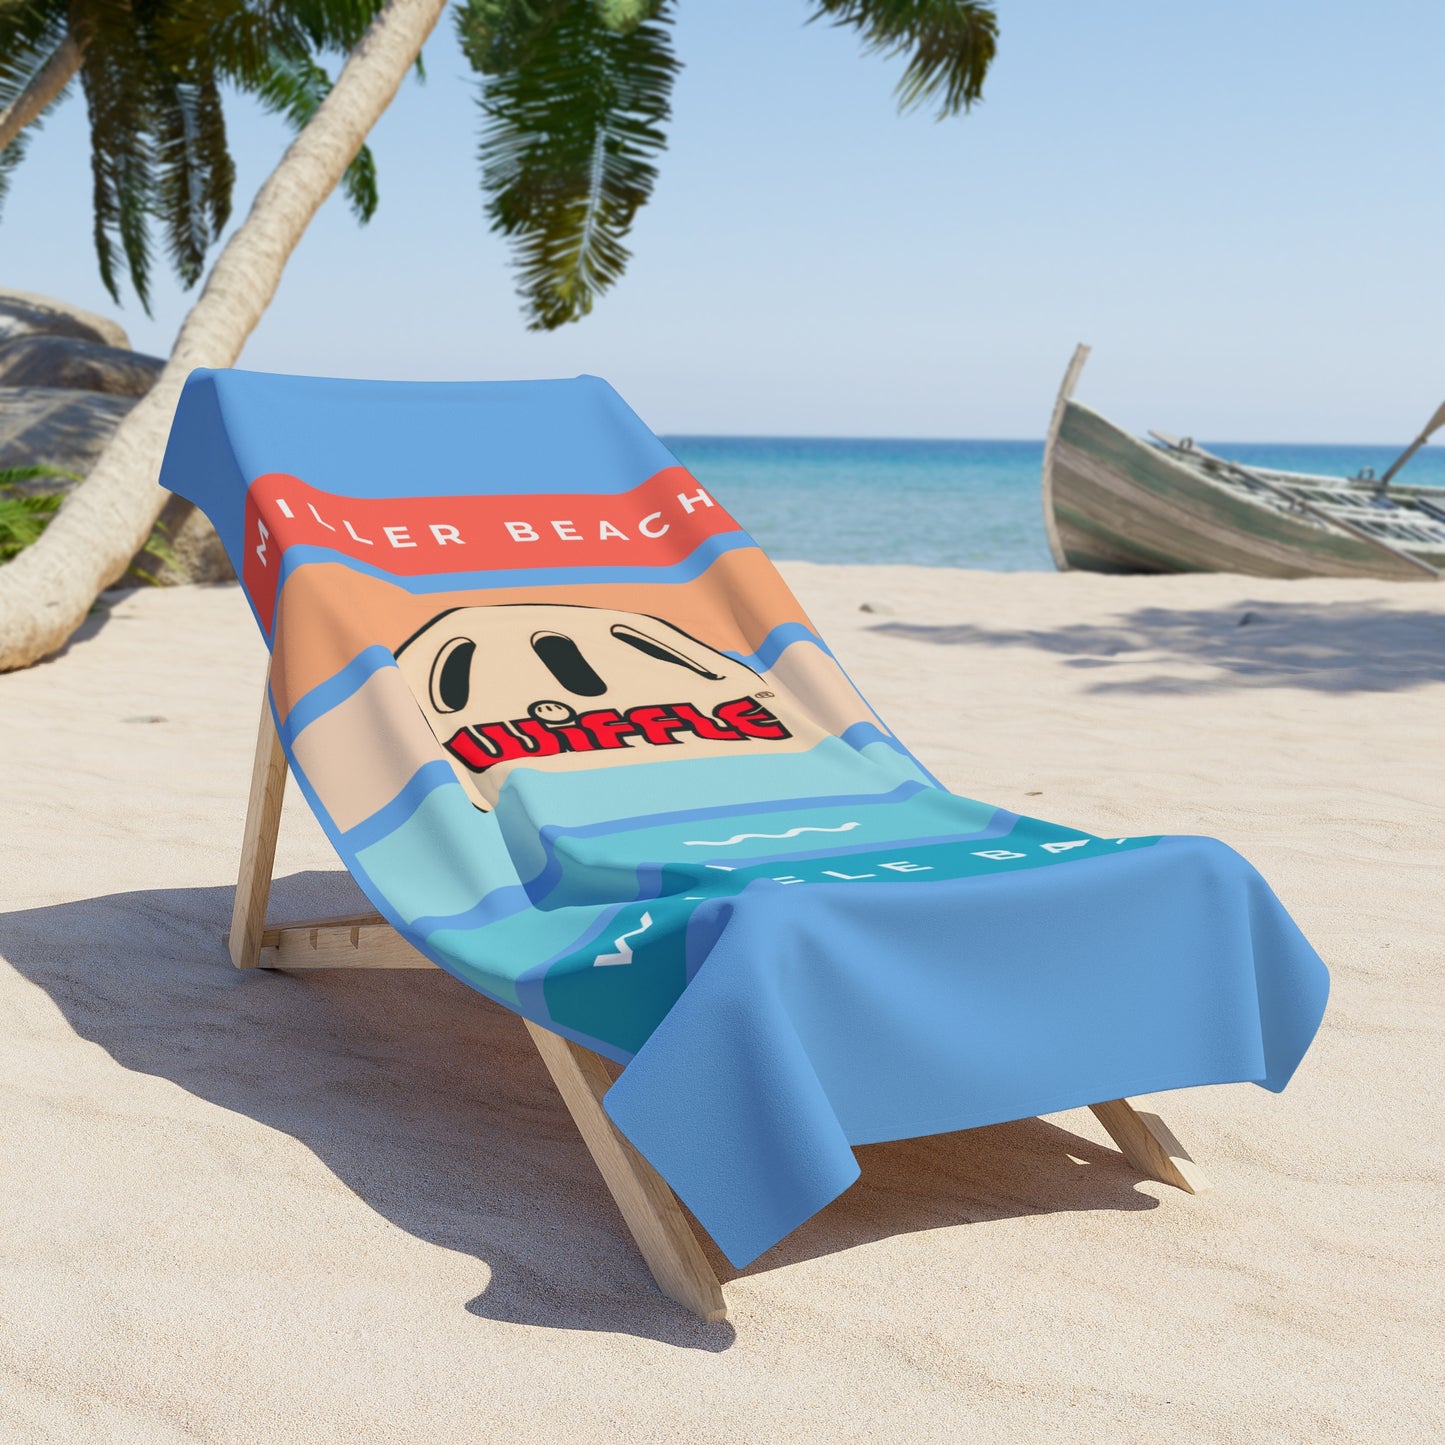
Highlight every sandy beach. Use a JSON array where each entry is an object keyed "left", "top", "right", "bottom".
[{"left": 2, "top": 564, "right": 1441, "bottom": 1443}]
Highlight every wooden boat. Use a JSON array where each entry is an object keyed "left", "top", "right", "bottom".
[{"left": 1042, "top": 345, "right": 1445, "bottom": 581}]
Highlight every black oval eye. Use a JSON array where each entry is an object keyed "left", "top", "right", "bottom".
[
  {"left": 531, "top": 632, "right": 607, "bottom": 696},
  {"left": 610, "top": 624, "right": 723, "bottom": 679},
  {"left": 429, "top": 637, "right": 475, "bottom": 713}
]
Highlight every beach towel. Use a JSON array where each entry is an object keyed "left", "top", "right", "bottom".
[{"left": 160, "top": 370, "right": 1330, "bottom": 1267}]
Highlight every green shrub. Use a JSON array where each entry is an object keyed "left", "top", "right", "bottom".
[{"left": 0, "top": 465, "right": 179, "bottom": 580}]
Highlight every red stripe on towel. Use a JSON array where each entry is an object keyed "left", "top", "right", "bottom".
[{"left": 242, "top": 466, "right": 741, "bottom": 634}]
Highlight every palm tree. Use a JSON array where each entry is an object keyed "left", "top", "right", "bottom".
[
  {"left": 0, "top": 0, "right": 998, "bottom": 670},
  {"left": 0, "top": 0, "right": 388, "bottom": 310}
]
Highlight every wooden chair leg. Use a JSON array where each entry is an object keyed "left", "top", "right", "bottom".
[
  {"left": 228, "top": 671, "right": 288, "bottom": 970},
  {"left": 524, "top": 1019, "right": 727, "bottom": 1322},
  {"left": 1090, "top": 1098, "right": 1212, "bottom": 1194},
  {"left": 228, "top": 668, "right": 721, "bottom": 1313}
]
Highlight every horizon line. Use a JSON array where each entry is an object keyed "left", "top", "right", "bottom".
[{"left": 659, "top": 432, "right": 1424, "bottom": 451}]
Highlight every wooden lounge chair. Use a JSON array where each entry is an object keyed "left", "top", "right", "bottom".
[{"left": 224, "top": 669, "right": 1211, "bottom": 1323}]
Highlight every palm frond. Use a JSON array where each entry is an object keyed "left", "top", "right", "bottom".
[
  {"left": 594, "top": 0, "right": 660, "bottom": 29},
  {"left": 246, "top": 47, "right": 379, "bottom": 223},
  {"left": 283, "top": 0, "right": 389, "bottom": 54},
  {"left": 74, "top": 2, "right": 159, "bottom": 310},
  {"left": 0, "top": 490, "right": 62, "bottom": 562},
  {"left": 156, "top": 0, "right": 384, "bottom": 226},
  {"left": 0, "top": 463, "right": 83, "bottom": 486},
  {"left": 0, "top": 131, "right": 27, "bottom": 215},
  {"left": 459, "top": 0, "right": 570, "bottom": 73},
  {"left": 0, "top": 467, "right": 74, "bottom": 563},
  {"left": 38, "top": 0, "right": 393, "bottom": 309},
  {"left": 458, "top": 0, "right": 680, "bottom": 330},
  {"left": 0, "top": 2, "right": 70, "bottom": 220},
  {"left": 0, "top": 2, "right": 69, "bottom": 102},
  {"left": 810, "top": 0, "right": 998, "bottom": 118},
  {"left": 0, "top": 113, "right": 34, "bottom": 218},
  {"left": 152, "top": 69, "right": 235, "bottom": 288},
  {"left": 162, "top": 0, "right": 308, "bottom": 87}
]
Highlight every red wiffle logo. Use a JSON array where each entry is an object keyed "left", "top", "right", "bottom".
[{"left": 445, "top": 696, "right": 790, "bottom": 774}]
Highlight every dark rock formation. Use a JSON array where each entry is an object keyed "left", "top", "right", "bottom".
[
  {"left": 0, "top": 334, "right": 164, "bottom": 397},
  {"left": 0, "top": 387, "right": 137, "bottom": 481}
]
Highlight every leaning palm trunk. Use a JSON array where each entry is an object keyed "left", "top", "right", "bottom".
[
  {"left": 0, "top": 34, "right": 82, "bottom": 153},
  {"left": 0, "top": 0, "right": 447, "bottom": 671}
]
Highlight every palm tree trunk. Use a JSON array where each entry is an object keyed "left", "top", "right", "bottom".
[
  {"left": 0, "top": 0, "right": 448, "bottom": 671},
  {"left": 0, "top": 34, "right": 83, "bottom": 154}
]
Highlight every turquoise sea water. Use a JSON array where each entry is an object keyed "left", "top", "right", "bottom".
[{"left": 664, "top": 436, "right": 1445, "bottom": 571}]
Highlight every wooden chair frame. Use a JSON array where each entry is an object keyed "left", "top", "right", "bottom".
[{"left": 226, "top": 671, "right": 1210, "bottom": 1323}]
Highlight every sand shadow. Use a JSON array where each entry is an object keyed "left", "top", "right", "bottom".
[
  {"left": 722, "top": 1116, "right": 1158, "bottom": 1286},
  {"left": 0, "top": 872, "right": 1167, "bottom": 1344},
  {"left": 872, "top": 599, "right": 1445, "bottom": 694}
]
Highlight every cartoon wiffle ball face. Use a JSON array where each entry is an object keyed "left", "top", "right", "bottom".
[{"left": 394, "top": 604, "right": 816, "bottom": 808}]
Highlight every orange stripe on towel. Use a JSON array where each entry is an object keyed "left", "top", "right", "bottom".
[{"left": 268, "top": 549, "right": 821, "bottom": 724}]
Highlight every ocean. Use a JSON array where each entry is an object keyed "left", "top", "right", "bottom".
[{"left": 664, "top": 436, "right": 1445, "bottom": 571}]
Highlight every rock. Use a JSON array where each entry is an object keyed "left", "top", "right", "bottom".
[
  {"left": 0, "top": 386, "right": 136, "bottom": 482},
  {"left": 0, "top": 291, "right": 235, "bottom": 587},
  {"left": 120, "top": 493, "right": 236, "bottom": 588},
  {"left": 0, "top": 287, "right": 130, "bottom": 350},
  {"left": 0, "top": 334, "right": 164, "bottom": 397}
]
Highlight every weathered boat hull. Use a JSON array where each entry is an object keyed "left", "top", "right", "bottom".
[
  {"left": 1040, "top": 347, "right": 1445, "bottom": 582},
  {"left": 1048, "top": 400, "right": 1439, "bottom": 580}
]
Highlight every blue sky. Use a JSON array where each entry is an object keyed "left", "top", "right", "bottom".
[{"left": 4, "top": 1, "right": 1442, "bottom": 440}]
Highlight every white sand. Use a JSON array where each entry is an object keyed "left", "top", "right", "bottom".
[{"left": 1, "top": 567, "right": 1441, "bottom": 1443}]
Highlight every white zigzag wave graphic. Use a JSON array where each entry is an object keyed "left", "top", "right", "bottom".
[{"left": 683, "top": 821, "right": 860, "bottom": 847}]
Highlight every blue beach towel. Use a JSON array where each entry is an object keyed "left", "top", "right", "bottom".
[{"left": 160, "top": 369, "right": 1329, "bottom": 1266}]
